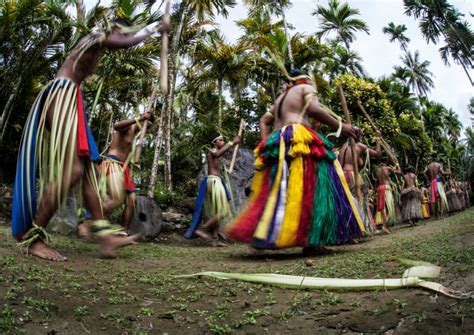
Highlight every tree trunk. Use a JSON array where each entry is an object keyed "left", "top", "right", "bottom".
[
  {"left": 0, "top": 73, "right": 23, "bottom": 142},
  {"left": 218, "top": 78, "right": 223, "bottom": 128},
  {"left": 164, "top": 90, "right": 172, "bottom": 191},
  {"left": 148, "top": 101, "right": 166, "bottom": 198}
]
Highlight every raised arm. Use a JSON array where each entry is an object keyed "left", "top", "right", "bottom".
[
  {"left": 368, "top": 130, "right": 382, "bottom": 158},
  {"left": 259, "top": 107, "right": 274, "bottom": 140},
  {"left": 114, "top": 113, "right": 150, "bottom": 132},
  {"left": 211, "top": 135, "right": 241, "bottom": 158},
  {"left": 104, "top": 22, "right": 169, "bottom": 49}
]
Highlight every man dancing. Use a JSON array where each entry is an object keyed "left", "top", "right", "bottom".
[
  {"left": 224, "top": 70, "right": 363, "bottom": 253},
  {"left": 338, "top": 129, "right": 382, "bottom": 232},
  {"left": 374, "top": 163, "right": 402, "bottom": 233},
  {"left": 77, "top": 112, "right": 152, "bottom": 238},
  {"left": 185, "top": 132, "right": 241, "bottom": 246},
  {"left": 423, "top": 160, "right": 450, "bottom": 216},
  {"left": 12, "top": 19, "right": 167, "bottom": 261},
  {"left": 400, "top": 166, "right": 423, "bottom": 226}
]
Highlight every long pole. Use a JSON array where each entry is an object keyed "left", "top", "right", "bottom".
[
  {"left": 134, "top": 82, "right": 158, "bottom": 164},
  {"left": 338, "top": 86, "right": 362, "bottom": 203},
  {"left": 228, "top": 119, "right": 245, "bottom": 173}
]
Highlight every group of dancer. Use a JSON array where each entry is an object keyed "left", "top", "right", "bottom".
[{"left": 10, "top": 18, "right": 470, "bottom": 262}]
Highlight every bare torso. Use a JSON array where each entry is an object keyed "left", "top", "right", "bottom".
[
  {"left": 339, "top": 143, "right": 365, "bottom": 171},
  {"left": 108, "top": 124, "right": 139, "bottom": 162},
  {"left": 57, "top": 34, "right": 102, "bottom": 84},
  {"left": 376, "top": 166, "right": 392, "bottom": 186},
  {"left": 207, "top": 152, "right": 221, "bottom": 177},
  {"left": 426, "top": 162, "right": 442, "bottom": 180},
  {"left": 403, "top": 172, "right": 417, "bottom": 188}
]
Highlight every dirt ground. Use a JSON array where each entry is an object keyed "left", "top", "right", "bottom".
[{"left": 0, "top": 209, "right": 473, "bottom": 334}]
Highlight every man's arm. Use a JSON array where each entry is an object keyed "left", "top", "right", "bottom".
[
  {"left": 367, "top": 130, "right": 382, "bottom": 158},
  {"left": 259, "top": 107, "right": 274, "bottom": 140},
  {"left": 305, "top": 86, "right": 357, "bottom": 139},
  {"left": 114, "top": 113, "right": 150, "bottom": 132},
  {"left": 104, "top": 22, "right": 169, "bottom": 49},
  {"left": 211, "top": 135, "right": 241, "bottom": 158}
]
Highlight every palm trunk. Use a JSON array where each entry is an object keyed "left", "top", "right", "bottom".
[
  {"left": 148, "top": 101, "right": 166, "bottom": 198},
  {"left": 459, "top": 60, "right": 474, "bottom": 86},
  {"left": 160, "top": 2, "right": 188, "bottom": 192},
  {"left": 0, "top": 73, "right": 24, "bottom": 142},
  {"left": 218, "top": 78, "right": 223, "bottom": 128}
]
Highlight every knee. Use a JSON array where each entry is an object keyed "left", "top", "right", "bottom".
[{"left": 71, "top": 161, "right": 83, "bottom": 181}]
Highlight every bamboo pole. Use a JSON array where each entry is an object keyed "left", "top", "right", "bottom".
[
  {"left": 160, "top": 0, "right": 171, "bottom": 95},
  {"left": 134, "top": 82, "right": 158, "bottom": 164},
  {"left": 228, "top": 119, "right": 245, "bottom": 173},
  {"left": 338, "top": 86, "right": 362, "bottom": 203}
]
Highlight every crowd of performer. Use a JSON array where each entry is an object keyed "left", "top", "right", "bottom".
[{"left": 9, "top": 18, "right": 470, "bottom": 262}]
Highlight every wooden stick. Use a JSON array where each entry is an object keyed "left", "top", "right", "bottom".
[
  {"left": 356, "top": 101, "right": 399, "bottom": 167},
  {"left": 160, "top": 0, "right": 171, "bottom": 95},
  {"left": 228, "top": 119, "right": 245, "bottom": 173},
  {"left": 338, "top": 86, "right": 362, "bottom": 203},
  {"left": 134, "top": 81, "right": 158, "bottom": 164},
  {"left": 356, "top": 101, "right": 403, "bottom": 193}
]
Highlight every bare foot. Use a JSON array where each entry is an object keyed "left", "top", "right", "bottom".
[
  {"left": 28, "top": 240, "right": 67, "bottom": 261},
  {"left": 99, "top": 234, "right": 139, "bottom": 258},
  {"left": 349, "top": 238, "right": 359, "bottom": 244},
  {"left": 382, "top": 226, "right": 391, "bottom": 234},
  {"left": 77, "top": 221, "right": 93, "bottom": 239},
  {"left": 194, "top": 229, "right": 212, "bottom": 240},
  {"left": 212, "top": 239, "right": 228, "bottom": 247}
]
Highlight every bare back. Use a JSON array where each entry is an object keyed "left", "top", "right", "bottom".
[
  {"left": 403, "top": 172, "right": 417, "bottom": 188},
  {"left": 108, "top": 125, "right": 139, "bottom": 162},
  {"left": 376, "top": 166, "right": 391, "bottom": 186},
  {"left": 272, "top": 84, "right": 313, "bottom": 129},
  {"left": 339, "top": 142, "right": 365, "bottom": 171},
  {"left": 426, "top": 162, "right": 441, "bottom": 180}
]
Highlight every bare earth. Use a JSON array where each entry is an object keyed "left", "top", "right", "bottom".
[{"left": 0, "top": 209, "right": 473, "bottom": 334}]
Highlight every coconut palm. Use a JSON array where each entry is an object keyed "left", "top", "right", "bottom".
[
  {"left": 312, "top": 0, "right": 369, "bottom": 51},
  {"left": 399, "top": 51, "right": 434, "bottom": 98},
  {"left": 244, "top": 0, "right": 294, "bottom": 68},
  {"left": 403, "top": 0, "right": 473, "bottom": 85}
]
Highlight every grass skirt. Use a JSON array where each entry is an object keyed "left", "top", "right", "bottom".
[
  {"left": 446, "top": 190, "right": 462, "bottom": 212},
  {"left": 431, "top": 178, "right": 448, "bottom": 214},
  {"left": 224, "top": 124, "right": 364, "bottom": 249},
  {"left": 12, "top": 78, "right": 100, "bottom": 239},
  {"left": 400, "top": 187, "right": 423, "bottom": 222},
  {"left": 375, "top": 184, "right": 396, "bottom": 226}
]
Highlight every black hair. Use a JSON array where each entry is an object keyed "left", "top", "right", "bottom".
[
  {"left": 405, "top": 165, "right": 415, "bottom": 173},
  {"left": 208, "top": 132, "right": 221, "bottom": 144}
]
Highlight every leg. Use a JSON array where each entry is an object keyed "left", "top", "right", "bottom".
[
  {"left": 195, "top": 217, "right": 218, "bottom": 240},
  {"left": 29, "top": 151, "right": 83, "bottom": 261},
  {"left": 121, "top": 192, "right": 136, "bottom": 230},
  {"left": 83, "top": 163, "right": 138, "bottom": 257}
]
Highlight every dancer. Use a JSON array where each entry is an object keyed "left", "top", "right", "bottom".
[
  {"left": 400, "top": 167, "right": 423, "bottom": 226},
  {"left": 421, "top": 186, "right": 431, "bottom": 219},
  {"left": 185, "top": 132, "right": 241, "bottom": 246},
  {"left": 224, "top": 70, "right": 363, "bottom": 253},
  {"left": 77, "top": 113, "right": 151, "bottom": 238},
  {"left": 423, "top": 160, "right": 450, "bottom": 216},
  {"left": 374, "top": 163, "right": 402, "bottom": 233},
  {"left": 11, "top": 19, "right": 168, "bottom": 261},
  {"left": 338, "top": 129, "right": 381, "bottom": 232}
]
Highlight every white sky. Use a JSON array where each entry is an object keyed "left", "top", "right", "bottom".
[
  {"left": 214, "top": 0, "right": 473, "bottom": 131},
  {"left": 83, "top": 0, "right": 473, "bottom": 130}
]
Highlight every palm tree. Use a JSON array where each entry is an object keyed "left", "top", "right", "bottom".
[
  {"left": 312, "top": 0, "right": 369, "bottom": 51},
  {"left": 192, "top": 31, "right": 249, "bottom": 128},
  {"left": 244, "top": 0, "right": 295, "bottom": 68},
  {"left": 399, "top": 50, "right": 434, "bottom": 98},
  {"left": 403, "top": 0, "right": 473, "bottom": 85}
]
